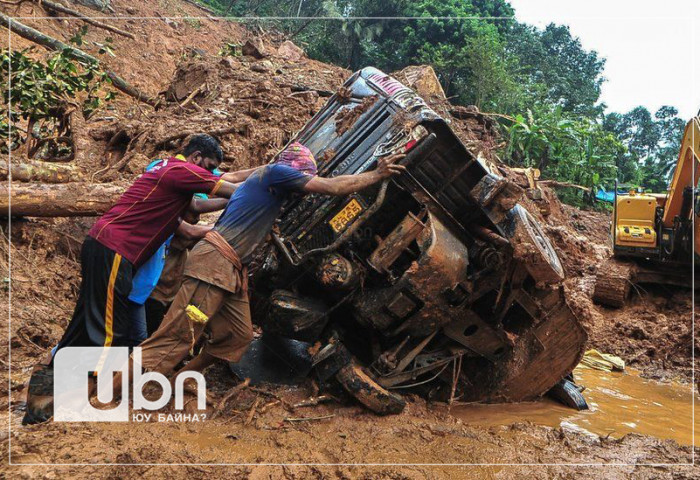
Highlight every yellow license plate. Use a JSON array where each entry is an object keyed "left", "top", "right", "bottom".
[{"left": 329, "top": 199, "right": 363, "bottom": 233}]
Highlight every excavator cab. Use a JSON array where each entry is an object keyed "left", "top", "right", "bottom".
[{"left": 612, "top": 190, "right": 659, "bottom": 253}]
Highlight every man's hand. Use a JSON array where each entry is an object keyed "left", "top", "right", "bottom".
[
  {"left": 176, "top": 221, "right": 212, "bottom": 241},
  {"left": 375, "top": 153, "right": 406, "bottom": 179}
]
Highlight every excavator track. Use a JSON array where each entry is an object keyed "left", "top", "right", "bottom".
[{"left": 593, "top": 259, "right": 636, "bottom": 308}]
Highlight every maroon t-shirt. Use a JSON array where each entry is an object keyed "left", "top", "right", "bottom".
[{"left": 89, "top": 157, "right": 224, "bottom": 268}]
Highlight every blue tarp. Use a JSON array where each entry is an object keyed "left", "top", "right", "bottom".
[{"left": 595, "top": 185, "right": 642, "bottom": 203}]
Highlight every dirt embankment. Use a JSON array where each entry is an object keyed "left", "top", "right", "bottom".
[{"left": 1, "top": 2, "right": 697, "bottom": 477}]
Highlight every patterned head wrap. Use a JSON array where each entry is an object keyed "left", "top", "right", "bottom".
[{"left": 274, "top": 142, "right": 317, "bottom": 176}]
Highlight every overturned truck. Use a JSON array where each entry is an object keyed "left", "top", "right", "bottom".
[{"left": 248, "top": 67, "right": 586, "bottom": 414}]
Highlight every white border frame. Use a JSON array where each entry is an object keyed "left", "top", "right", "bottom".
[{"left": 4, "top": 10, "right": 697, "bottom": 468}]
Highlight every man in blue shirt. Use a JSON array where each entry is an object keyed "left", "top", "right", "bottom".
[{"left": 138, "top": 142, "right": 405, "bottom": 380}]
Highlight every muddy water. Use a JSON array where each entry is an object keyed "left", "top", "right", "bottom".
[{"left": 452, "top": 366, "right": 697, "bottom": 445}]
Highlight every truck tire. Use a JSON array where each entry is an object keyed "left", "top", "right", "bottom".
[
  {"left": 547, "top": 378, "right": 588, "bottom": 411},
  {"left": 335, "top": 362, "right": 406, "bottom": 415},
  {"left": 506, "top": 205, "right": 564, "bottom": 284}
]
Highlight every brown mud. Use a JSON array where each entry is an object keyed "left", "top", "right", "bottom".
[
  {"left": 454, "top": 366, "right": 697, "bottom": 446},
  {"left": 335, "top": 95, "right": 378, "bottom": 135},
  {"left": 1, "top": 1, "right": 698, "bottom": 477}
]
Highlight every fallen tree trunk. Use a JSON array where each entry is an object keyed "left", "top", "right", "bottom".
[
  {"left": 181, "top": 0, "right": 217, "bottom": 15},
  {"left": 0, "top": 182, "right": 125, "bottom": 217},
  {"left": 539, "top": 179, "right": 591, "bottom": 191},
  {"left": 0, "top": 12, "right": 158, "bottom": 106},
  {"left": 0, "top": 159, "right": 82, "bottom": 183},
  {"left": 38, "top": 0, "right": 135, "bottom": 39}
]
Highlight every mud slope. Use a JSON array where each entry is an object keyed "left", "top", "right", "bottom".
[{"left": 0, "top": 0, "right": 248, "bottom": 98}]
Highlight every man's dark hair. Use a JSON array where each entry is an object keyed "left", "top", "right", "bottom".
[{"left": 183, "top": 134, "right": 223, "bottom": 162}]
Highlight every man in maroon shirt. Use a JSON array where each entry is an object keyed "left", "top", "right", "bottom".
[{"left": 23, "top": 134, "right": 257, "bottom": 425}]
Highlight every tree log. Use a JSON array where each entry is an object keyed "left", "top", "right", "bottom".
[
  {"left": 0, "top": 159, "right": 82, "bottom": 183},
  {"left": 539, "top": 179, "right": 591, "bottom": 191},
  {"left": 0, "top": 182, "right": 125, "bottom": 217},
  {"left": 181, "top": 0, "right": 216, "bottom": 15},
  {"left": 0, "top": 12, "right": 159, "bottom": 106},
  {"left": 39, "top": 0, "right": 135, "bottom": 39}
]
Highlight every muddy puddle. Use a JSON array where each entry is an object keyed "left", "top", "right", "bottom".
[{"left": 452, "top": 366, "right": 697, "bottom": 445}]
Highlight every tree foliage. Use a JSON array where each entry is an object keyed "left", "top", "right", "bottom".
[
  {"left": 505, "top": 107, "right": 621, "bottom": 189},
  {"left": 1, "top": 36, "right": 116, "bottom": 155}
]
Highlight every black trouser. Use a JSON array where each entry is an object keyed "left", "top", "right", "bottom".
[
  {"left": 144, "top": 297, "right": 170, "bottom": 336},
  {"left": 54, "top": 236, "right": 133, "bottom": 356}
]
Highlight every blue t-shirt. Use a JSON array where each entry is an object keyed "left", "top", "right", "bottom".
[
  {"left": 214, "top": 164, "right": 312, "bottom": 264},
  {"left": 128, "top": 236, "right": 171, "bottom": 304}
]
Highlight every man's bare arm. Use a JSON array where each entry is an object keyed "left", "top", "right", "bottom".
[
  {"left": 189, "top": 196, "right": 229, "bottom": 214},
  {"left": 212, "top": 180, "right": 238, "bottom": 198},
  {"left": 221, "top": 167, "right": 259, "bottom": 184},
  {"left": 175, "top": 221, "right": 212, "bottom": 241},
  {"left": 303, "top": 154, "right": 405, "bottom": 196}
]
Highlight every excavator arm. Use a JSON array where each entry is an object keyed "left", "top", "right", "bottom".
[{"left": 662, "top": 116, "right": 699, "bottom": 228}]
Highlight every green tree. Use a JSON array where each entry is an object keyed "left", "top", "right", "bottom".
[
  {"left": 504, "top": 23, "right": 605, "bottom": 116},
  {"left": 504, "top": 106, "right": 621, "bottom": 193},
  {"left": 602, "top": 106, "right": 685, "bottom": 191}
]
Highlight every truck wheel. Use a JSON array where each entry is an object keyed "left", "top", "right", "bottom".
[
  {"left": 593, "top": 259, "right": 634, "bottom": 308},
  {"left": 547, "top": 378, "right": 588, "bottom": 411},
  {"left": 507, "top": 205, "right": 564, "bottom": 284},
  {"left": 335, "top": 362, "right": 406, "bottom": 415}
]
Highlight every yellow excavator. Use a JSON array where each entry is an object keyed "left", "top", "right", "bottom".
[{"left": 593, "top": 115, "right": 699, "bottom": 307}]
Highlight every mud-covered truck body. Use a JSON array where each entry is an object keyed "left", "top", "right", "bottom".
[{"left": 249, "top": 67, "right": 586, "bottom": 414}]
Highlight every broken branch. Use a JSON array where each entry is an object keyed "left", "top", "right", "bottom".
[
  {"left": 152, "top": 124, "right": 248, "bottom": 150},
  {"left": 539, "top": 180, "right": 591, "bottom": 191},
  {"left": 0, "top": 12, "right": 158, "bottom": 106},
  {"left": 291, "top": 395, "right": 333, "bottom": 409},
  {"left": 38, "top": 0, "right": 135, "bottom": 39},
  {"left": 179, "top": 84, "right": 204, "bottom": 109},
  {"left": 0, "top": 159, "right": 82, "bottom": 183},
  {"left": 244, "top": 396, "right": 260, "bottom": 426},
  {"left": 181, "top": 0, "right": 216, "bottom": 15},
  {"left": 284, "top": 414, "right": 335, "bottom": 423},
  {"left": 211, "top": 378, "right": 250, "bottom": 420}
]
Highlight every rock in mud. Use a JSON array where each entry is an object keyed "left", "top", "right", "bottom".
[
  {"left": 396, "top": 65, "right": 447, "bottom": 101},
  {"left": 251, "top": 60, "right": 274, "bottom": 73},
  {"left": 277, "top": 40, "right": 305, "bottom": 61},
  {"left": 166, "top": 61, "right": 217, "bottom": 101},
  {"left": 242, "top": 38, "right": 266, "bottom": 59},
  {"left": 163, "top": 17, "right": 179, "bottom": 30}
]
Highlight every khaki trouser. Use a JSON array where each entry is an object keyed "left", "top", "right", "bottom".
[{"left": 138, "top": 276, "right": 253, "bottom": 375}]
